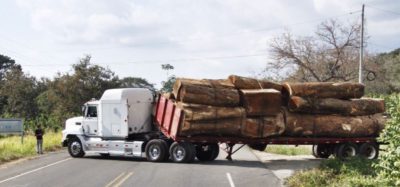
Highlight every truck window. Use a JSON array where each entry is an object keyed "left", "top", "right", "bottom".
[{"left": 86, "top": 106, "right": 97, "bottom": 117}]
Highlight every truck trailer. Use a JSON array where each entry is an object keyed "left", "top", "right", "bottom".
[{"left": 62, "top": 88, "right": 380, "bottom": 163}]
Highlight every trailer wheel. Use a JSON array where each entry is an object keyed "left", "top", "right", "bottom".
[
  {"left": 248, "top": 143, "right": 267, "bottom": 151},
  {"left": 68, "top": 138, "right": 85, "bottom": 158},
  {"left": 312, "top": 144, "right": 332, "bottom": 158},
  {"left": 359, "top": 142, "right": 379, "bottom": 159},
  {"left": 170, "top": 142, "right": 196, "bottom": 163},
  {"left": 196, "top": 143, "right": 220, "bottom": 161},
  {"left": 145, "top": 139, "right": 168, "bottom": 162},
  {"left": 335, "top": 143, "right": 358, "bottom": 160}
]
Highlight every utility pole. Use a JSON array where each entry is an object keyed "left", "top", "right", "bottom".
[{"left": 359, "top": 4, "right": 365, "bottom": 84}]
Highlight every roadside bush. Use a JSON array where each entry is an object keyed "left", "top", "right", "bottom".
[{"left": 374, "top": 94, "right": 400, "bottom": 186}]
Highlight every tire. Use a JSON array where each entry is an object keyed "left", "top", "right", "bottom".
[
  {"left": 145, "top": 139, "right": 168, "bottom": 162},
  {"left": 169, "top": 142, "right": 196, "bottom": 163},
  {"left": 335, "top": 143, "right": 358, "bottom": 160},
  {"left": 99, "top": 153, "right": 110, "bottom": 158},
  {"left": 359, "top": 142, "right": 379, "bottom": 159},
  {"left": 196, "top": 143, "right": 219, "bottom": 161},
  {"left": 248, "top": 143, "right": 267, "bottom": 151},
  {"left": 312, "top": 144, "right": 332, "bottom": 159},
  {"left": 68, "top": 138, "right": 85, "bottom": 158}
]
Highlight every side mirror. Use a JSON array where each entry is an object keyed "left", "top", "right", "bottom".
[{"left": 81, "top": 106, "right": 85, "bottom": 116}]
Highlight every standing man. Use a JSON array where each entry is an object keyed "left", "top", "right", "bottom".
[{"left": 35, "top": 125, "right": 44, "bottom": 154}]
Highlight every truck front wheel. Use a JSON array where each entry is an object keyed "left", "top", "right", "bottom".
[
  {"left": 170, "top": 142, "right": 196, "bottom": 163},
  {"left": 145, "top": 139, "right": 168, "bottom": 162},
  {"left": 68, "top": 138, "right": 85, "bottom": 158},
  {"left": 196, "top": 143, "right": 219, "bottom": 161}
]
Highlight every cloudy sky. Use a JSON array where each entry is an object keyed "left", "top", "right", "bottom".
[{"left": 0, "top": 0, "right": 399, "bottom": 87}]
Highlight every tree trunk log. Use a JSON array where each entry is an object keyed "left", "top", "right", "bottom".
[
  {"left": 240, "top": 89, "right": 282, "bottom": 116},
  {"left": 242, "top": 113, "right": 285, "bottom": 138},
  {"left": 288, "top": 96, "right": 385, "bottom": 116},
  {"left": 228, "top": 75, "right": 283, "bottom": 91},
  {"left": 178, "top": 84, "right": 240, "bottom": 106},
  {"left": 283, "top": 111, "right": 385, "bottom": 137},
  {"left": 283, "top": 82, "right": 364, "bottom": 99},
  {"left": 173, "top": 78, "right": 234, "bottom": 100},
  {"left": 179, "top": 118, "right": 244, "bottom": 136},
  {"left": 176, "top": 102, "right": 246, "bottom": 121}
]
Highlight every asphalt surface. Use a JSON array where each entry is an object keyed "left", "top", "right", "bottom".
[{"left": 0, "top": 145, "right": 280, "bottom": 187}]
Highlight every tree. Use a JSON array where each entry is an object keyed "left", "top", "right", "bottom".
[
  {"left": 119, "top": 77, "right": 155, "bottom": 91},
  {"left": 269, "top": 20, "right": 365, "bottom": 82},
  {"left": 161, "top": 64, "right": 175, "bottom": 92},
  {"left": 0, "top": 54, "right": 16, "bottom": 80}
]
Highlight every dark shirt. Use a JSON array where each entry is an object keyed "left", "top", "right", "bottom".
[{"left": 35, "top": 129, "right": 43, "bottom": 140}]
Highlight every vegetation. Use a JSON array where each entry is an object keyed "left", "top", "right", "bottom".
[
  {"left": 265, "top": 145, "right": 311, "bottom": 156},
  {"left": 287, "top": 94, "right": 400, "bottom": 186},
  {"left": 0, "top": 132, "right": 62, "bottom": 164}
]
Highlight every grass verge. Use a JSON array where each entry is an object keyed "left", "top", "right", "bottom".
[
  {"left": 265, "top": 145, "right": 311, "bottom": 156},
  {"left": 285, "top": 158, "right": 388, "bottom": 187},
  {"left": 0, "top": 132, "right": 62, "bottom": 164}
]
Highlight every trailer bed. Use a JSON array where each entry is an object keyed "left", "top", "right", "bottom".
[{"left": 154, "top": 95, "right": 377, "bottom": 146}]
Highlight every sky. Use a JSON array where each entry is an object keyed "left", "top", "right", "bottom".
[{"left": 0, "top": 0, "right": 399, "bottom": 88}]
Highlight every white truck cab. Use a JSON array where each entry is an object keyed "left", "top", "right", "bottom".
[{"left": 62, "top": 88, "right": 155, "bottom": 158}]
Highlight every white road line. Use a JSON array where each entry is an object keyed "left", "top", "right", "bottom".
[
  {"left": 226, "top": 172, "right": 236, "bottom": 187},
  {"left": 0, "top": 158, "right": 72, "bottom": 184}
]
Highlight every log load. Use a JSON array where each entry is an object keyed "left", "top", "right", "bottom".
[
  {"left": 283, "top": 82, "right": 365, "bottom": 99},
  {"left": 179, "top": 118, "right": 244, "bottom": 136},
  {"left": 242, "top": 113, "right": 285, "bottom": 138},
  {"left": 173, "top": 78, "right": 234, "bottom": 100},
  {"left": 177, "top": 84, "right": 240, "bottom": 106},
  {"left": 288, "top": 96, "right": 385, "bottom": 116},
  {"left": 176, "top": 102, "right": 246, "bottom": 121},
  {"left": 240, "top": 89, "right": 282, "bottom": 116},
  {"left": 228, "top": 75, "right": 283, "bottom": 91},
  {"left": 283, "top": 111, "right": 385, "bottom": 137}
]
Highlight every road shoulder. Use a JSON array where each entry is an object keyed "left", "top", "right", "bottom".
[{"left": 251, "top": 150, "right": 321, "bottom": 185}]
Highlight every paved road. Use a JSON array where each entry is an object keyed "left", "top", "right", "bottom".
[{"left": 0, "top": 146, "right": 280, "bottom": 187}]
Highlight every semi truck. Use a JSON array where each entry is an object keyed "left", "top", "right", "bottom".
[{"left": 62, "top": 88, "right": 380, "bottom": 163}]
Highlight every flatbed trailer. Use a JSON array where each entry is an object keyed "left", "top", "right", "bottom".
[{"left": 155, "top": 95, "right": 380, "bottom": 160}]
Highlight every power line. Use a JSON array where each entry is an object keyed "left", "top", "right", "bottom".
[
  {"left": 366, "top": 5, "right": 400, "bottom": 16},
  {"left": 23, "top": 53, "right": 267, "bottom": 67}
]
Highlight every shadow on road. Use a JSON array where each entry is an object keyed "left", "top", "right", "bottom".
[
  {"left": 263, "top": 158, "right": 321, "bottom": 171},
  {"left": 80, "top": 155, "right": 267, "bottom": 169}
]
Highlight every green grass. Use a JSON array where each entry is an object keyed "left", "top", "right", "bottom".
[
  {"left": 285, "top": 158, "right": 388, "bottom": 187},
  {"left": 0, "top": 132, "right": 62, "bottom": 164},
  {"left": 265, "top": 145, "right": 311, "bottom": 156}
]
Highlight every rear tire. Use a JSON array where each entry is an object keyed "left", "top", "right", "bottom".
[
  {"left": 145, "top": 139, "right": 168, "bottom": 162},
  {"left": 170, "top": 142, "right": 196, "bottom": 163},
  {"left": 248, "top": 143, "right": 267, "bottom": 151},
  {"left": 196, "top": 143, "right": 219, "bottom": 161},
  {"left": 359, "top": 142, "right": 379, "bottom": 159},
  {"left": 335, "top": 143, "right": 358, "bottom": 160},
  {"left": 68, "top": 138, "right": 85, "bottom": 158},
  {"left": 312, "top": 144, "right": 332, "bottom": 158}
]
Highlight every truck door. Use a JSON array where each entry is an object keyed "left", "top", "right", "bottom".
[{"left": 83, "top": 105, "right": 99, "bottom": 136}]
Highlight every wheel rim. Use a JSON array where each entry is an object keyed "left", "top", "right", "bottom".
[
  {"left": 364, "top": 146, "right": 376, "bottom": 159},
  {"left": 173, "top": 146, "right": 186, "bottom": 161},
  {"left": 149, "top": 145, "right": 161, "bottom": 160},
  {"left": 71, "top": 141, "right": 81, "bottom": 155},
  {"left": 343, "top": 146, "right": 356, "bottom": 157}
]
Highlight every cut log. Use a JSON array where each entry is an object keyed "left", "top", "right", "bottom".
[
  {"left": 240, "top": 89, "right": 282, "bottom": 116},
  {"left": 179, "top": 118, "right": 244, "bottom": 136},
  {"left": 228, "top": 75, "right": 283, "bottom": 91},
  {"left": 242, "top": 113, "right": 285, "bottom": 138},
  {"left": 283, "top": 82, "right": 365, "bottom": 99},
  {"left": 179, "top": 84, "right": 240, "bottom": 106},
  {"left": 176, "top": 102, "right": 246, "bottom": 121},
  {"left": 173, "top": 78, "right": 234, "bottom": 100},
  {"left": 288, "top": 96, "right": 385, "bottom": 116},
  {"left": 284, "top": 111, "right": 385, "bottom": 137}
]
